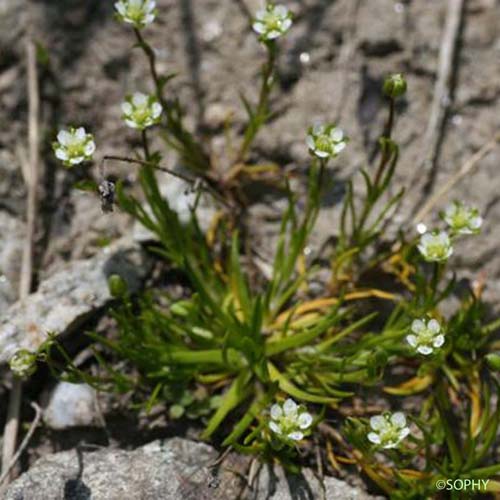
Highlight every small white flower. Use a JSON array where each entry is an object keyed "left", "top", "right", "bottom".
[
  {"left": 443, "top": 201, "right": 482, "bottom": 235},
  {"left": 115, "top": 0, "right": 156, "bottom": 29},
  {"left": 417, "top": 231, "right": 453, "bottom": 262},
  {"left": 268, "top": 398, "right": 313, "bottom": 442},
  {"left": 307, "top": 124, "right": 347, "bottom": 159},
  {"left": 367, "top": 412, "right": 410, "bottom": 449},
  {"left": 53, "top": 127, "right": 96, "bottom": 167},
  {"left": 121, "top": 92, "right": 162, "bottom": 130},
  {"left": 407, "top": 318, "right": 445, "bottom": 355},
  {"left": 252, "top": 3, "right": 292, "bottom": 41}
]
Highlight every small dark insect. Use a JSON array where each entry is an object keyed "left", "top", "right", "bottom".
[{"left": 99, "top": 180, "right": 116, "bottom": 213}]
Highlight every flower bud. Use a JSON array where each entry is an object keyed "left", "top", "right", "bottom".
[
  {"left": 486, "top": 354, "right": 500, "bottom": 371},
  {"left": 9, "top": 349, "right": 37, "bottom": 378},
  {"left": 108, "top": 274, "right": 128, "bottom": 298},
  {"left": 383, "top": 73, "right": 407, "bottom": 99}
]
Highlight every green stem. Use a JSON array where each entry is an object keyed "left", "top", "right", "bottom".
[
  {"left": 353, "top": 97, "right": 396, "bottom": 245},
  {"left": 141, "top": 129, "right": 150, "bottom": 161},
  {"left": 430, "top": 262, "right": 444, "bottom": 302},
  {"left": 373, "top": 97, "right": 395, "bottom": 188},
  {"left": 436, "top": 381, "right": 463, "bottom": 471},
  {"left": 238, "top": 41, "right": 277, "bottom": 161},
  {"left": 318, "top": 158, "right": 327, "bottom": 189},
  {"left": 133, "top": 28, "right": 209, "bottom": 172},
  {"left": 101, "top": 155, "right": 231, "bottom": 208}
]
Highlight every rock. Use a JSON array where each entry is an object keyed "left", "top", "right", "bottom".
[
  {"left": 41, "top": 188, "right": 132, "bottom": 275},
  {"left": 356, "top": 0, "right": 406, "bottom": 56},
  {"left": 0, "top": 211, "right": 25, "bottom": 314},
  {"left": 5, "top": 438, "right": 247, "bottom": 500},
  {"left": 0, "top": 237, "right": 151, "bottom": 365},
  {"left": 0, "top": 275, "right": 16, "bottom": 315},
  {"left": 0, "top": 211, "right": 25, "bottom": 286},
  {"left": 43, "top": 382, "right": 99, "bottom": 430},
  {"left": 0, "top": 0, "right": 26, "bottom": 52},
  {"left": 5, "top": 438, "right": 381, "bottom": 500},
  {"left": 0, "top": 151, "right": 26, "bottom": 215},
  {"left": 253, "top": 462, "right": 384, "bottom": 500}
]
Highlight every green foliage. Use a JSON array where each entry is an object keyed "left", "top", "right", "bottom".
[{"left": 37, "top": 3, "right": 500, "bottom": 496}]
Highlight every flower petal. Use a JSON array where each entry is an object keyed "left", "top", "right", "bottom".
[
  {"left": 283, "top": 398, "right": 298, "bottom": 417},
  {"left": 433, "top": 334, "right": 445, "bottom": 348},
  {"left": 281, "top": 18, "right": 292, "bottom": 31},
  {"left": 406, "top": 334, "right": 417, "bottom": 347},
  {"left": 417, "top": 345, "right": 433, "bottom": 355},
  {"left": 470, "top": 216, "right": 482, "bottom": 229},
  {"left": 298, "top": 412, "right": 313, "bottom": 429},
  {"left": 57, "top": 130, "right": 72, "bottom": 146},
  {"left": 275, "top": 5, "right": 288, "bottom": 17},
  {"left": 330, "top": 128, "right": 343, "bottom": 141},
  {"left": 333, "top": 142, "right": 346, "bottom": 154},
  {"left": 313, "top": 150, "right": 330, "bottom": 158},
  {"left": 267, "top": 30, "right": 281, "bottom": 39},
  {"left": 69, "top": 156, "right": 85, "bottom": 165},
  {"left": 132, "top": 92, "right": 148, "bottom": 107},
  {"left": 370, "top": 415, "right": 386, "bottom": 431},
  {"left": 255, "top": 9, "right": 265, "bottom": 21},
  {"left": 270, "top": 404, "right": 282, "bottom": 420},
  {"left": 144, "top": 0, "right": 156, "bottom": 13},
  {"left": 152, "top": 102, "right": 162, "bottom": 118},
  {"left": 125, "top": 118, "right": 140, "bottom": 129},
  {"left": 115, "top": 2, "right": 126, "bottom": 16},
  {"left": 121, "top": 102, "right": 133, "bottom": 115},
  {"left": 391, "top": 412, "right": 406, "bottom": 428},
  {"left": 312, "top": 124, "right": 324, "bottom": 135},
  {"left": 411, "top": 319, "right": 425, "bottom": 334},
  {"left": 399, "top": 427, "right": 410, "bottom": 439},
  {"left": 55, "top": 148, "right": 68, "bottom": 161},
  {"left": 287, "top": 431, "right": 303, "bottom": 441},
  {"left": 84, "top": 141, "right": 96, "bottom": 156},
  {"left": 269, "top": 421, "right": 281, "bottom": 434},
  {"left": 427, "top": 319, "right": 440, "bottom": 334},
  {"left": 367, "top": 432, "right": 381, "bottom": 444},
  {"left": 75, "top": 127, "right": 86, "bottom": 141},
  {"left": 252, "top": 22, "right": 266, "bottom": 34}
]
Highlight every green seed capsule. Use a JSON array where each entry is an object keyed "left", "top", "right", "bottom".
[
  {"left": 108, "top": 274, "right": 128, "bottom": 298},
  {"left": 383, "top": 74, "right": 407, "bottom": 99},
  {"left": 486, "top": 353, "right": 500, "bottom": 371}
]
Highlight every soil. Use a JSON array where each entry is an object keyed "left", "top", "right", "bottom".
[{"left": 0, "top": 0, "right": 499, "bottom": 495}]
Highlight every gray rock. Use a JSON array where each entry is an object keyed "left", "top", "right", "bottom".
[
  {"left": 5, "top": 438, "right": 381, "bottom": 500},
  {"left": 0, "top": 211, "right": 25, "bottom": 288},
  {"left": 5, "top": 438, "right": 247, "bottom": 500},
  {"left": 253, "top": 462, "right": 384, "bottom": 500},
  {"left": 0, "top": 211, "right": 25, "bottom": 314},
  {"left": 0, "top": 0, "right": 26, "bottom": 51},
  {"left": 0, "top": 237, "right": 151, "bottom": 365},
  {"left": 0, "top": 276, "right": 16, "bottom": 315},
  {"left": 0, "top": 151, "right": 26, "bottom": 216},
  {"left": 43, "top": 382, "right": 99, "bottom": 430}
]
